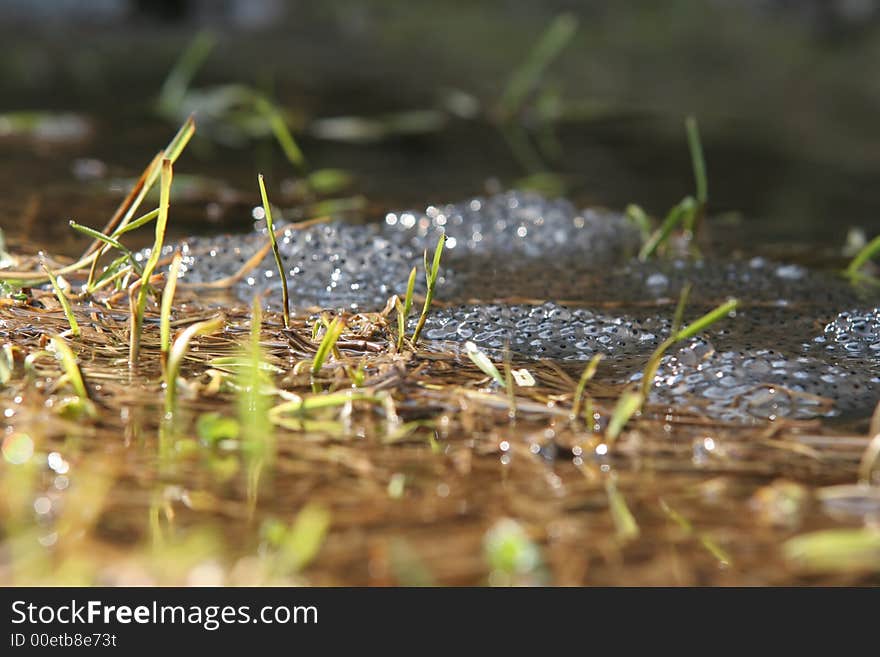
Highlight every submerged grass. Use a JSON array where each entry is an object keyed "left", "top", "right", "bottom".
[
  {"left": 783, "top": 528, "right": 880, "bottom": 574},
  {"left": 605, "top": 478, "right": 640, "bottom": 543},
  {"left": 660, "top": 498, "right": 731, "bottom": 568},
  {"left": 238, "top": 298, "right": 273, "bottom": 455},
  {"left": 269, "top": 504, "right": 332, "bottom": 576},
  {"left": 572, "top": 353, "right": 603, "bottom": 421}
]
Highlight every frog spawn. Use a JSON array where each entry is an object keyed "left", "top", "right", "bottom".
[
  {"left": 416, "top": 302, "right": 671, "bottom": 361},
  {"left": 172, "top": 191, "right": 639, "bottom": 310},
  {"left": 384, "top": 191, "right": 640, "bottom": 260},
  {"left": 816, "top": 308, "right": 880, "bottom": 358},
  {"left": 176, "top": 222, "right": 425, "bottom": 310},
  {"left": 641, "top": 338, "right": 880, "bottom": 422},
  {"left": 160, "top": 191, "right": 880, "bottom": 421}
]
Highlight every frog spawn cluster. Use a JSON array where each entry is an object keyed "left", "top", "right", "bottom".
[
  {"left": 641, "top": 337, "right": 880, "bottom": 423},
  {"left": 160, "top": 191, "right": 880, "bottom": 422},
  {"left": 816, "top": 308, "right": 880, "bottom": 357},
  {"left": 173, "top": 190, "right": 640, "bottom": 311},
  {"left": 417, "top": 302, "right": 670, "bottom": 361}
]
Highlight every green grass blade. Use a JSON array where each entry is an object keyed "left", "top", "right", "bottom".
[
  {"left": 164, "top": 316, "right": 224, "bottom": 417},
  {"left": 671, "top": 282, "right": 693, "bottom": 334},
  {"left": 92, "top": 254, "right": 133, "bottom": 291},
  {"left": 660, "top": 498, "right": 731, "bottom": 567},
  {"left": 238, "top": 297, "right": 273, "bottom": 453},
  {"left": 675, "top": 298, "right": 738, "bottom": 342},
  {"left": 69, "top": 221, "right": 128, "bottom": 253},
  {"left": 258, "top": 174, "right": 290, "bottom": 328},
  {"left": 403, "top": 265, "right": 417, "bottom": 319},
  {"left": 275, "top": 504, "right": 332, "bottom": 574},
  {"left": 311, "top": 316, "right": 345, "bottom": 377},
  {"left": 411, "top": 233, "right": 445, "bottom": 344},
  {"left": 164, "top": 114, "right": 197, "bottom": 163},
  {"left": 254, "top": 96, "right": 306, "bottom": 172},
  {"left": 40, "top": 259, "right": 80, "bottom": 338},
  {"left": 87, "top": 117, "right": 195, "bottom": 291},
  {"left": 625, "top": 204, "right": 653, "bottom": 244},
  {"left": 160, "top": 251, "right": 182, "bottom": 361},
  {"left": 49, "top": 335, "right": 89, "bottom": 400},
  {"left": 270, "top": 390, "right": 382, "bottom": 418},
  {"left": 605, "top": 390, "right": 642, "bottom": 444},
  {"left": 845, "top": 233, "right": 880, "bottom": 280},
  {"left": 130, "top": 159, "right": 173, "bottom": 365},
  {"left": 638, "top": 196, "right": 697, "bottom": 261},
  {"left": 783, "top": 528, "right": 880, "bottom": 574},
  {"left": 113, "top": 208, "right": 160, "bottom": 237},
  {"left": 572, "top": 353, "right": 603, "bottom": 420},
  {"left": 396, "top": 266, "right": 417, "bottom": 350},
  {"left": 49, "top": 335, "right": 97, "bottom": 419},
  {"left": 686, "top": 115, "right": 707, "bottom": 206},
  {"left": 640, "top": 298, "right": 738, "bottom": 400},
  {"left": 605, "top": 478, "right": 640, "bottom": 543},
  {"left": 465, "top": 341, "right": 506, "bottom": 388},
  {"left": 158, "top": 31, "right": 216, "bottom": 116},
  {"left": 69, "top": 220, "right": 143, "bottom": 278},
  {"left": 498, "top": 13, "right": 579, "bottom": 119},
  {"left": 395, "top": 297, "right": 406, "bottom": 352}
]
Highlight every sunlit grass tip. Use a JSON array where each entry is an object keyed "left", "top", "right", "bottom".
[
  {"left": 258, "top": 174, "right": 290, "bottom": 328},
  {"left": 130, "top": 158, "right": 173, "bottom": 365},
  {"left": 411, "top": 233, "right": 445, "bottom": 344},
  {"left": 396, "top": 266, "right": 417, "bottom": 351},
  {"left": 40, "top": 256, "right": 80, "bottom": 338},
  {"left": 311, "top": 315, "right": 345, "bottom": 378},
  {"left": 49, "top": 335, "right": 96, "bottom": 419},
  {"left": 164, "top": 316, "right": 225, "bottom": 417},
  {"left": 845, "top": 233, "right": 880, "bottom": 283},
  {"left": 465, "top": 341, "right": 506, "bottom": 388},
  {"left": 160, "top": 251, "right": 183, "bottom": 365}
]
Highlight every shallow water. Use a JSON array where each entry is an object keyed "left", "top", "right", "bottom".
[{"left": 3, "top": 6, "right": 880, "bottom": 586}]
